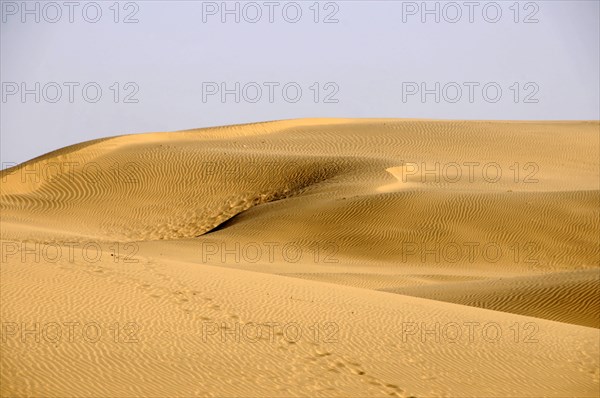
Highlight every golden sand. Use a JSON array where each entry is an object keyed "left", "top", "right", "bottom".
[{"left": 1, "top": 119, "right": 598, "bottom": 397}]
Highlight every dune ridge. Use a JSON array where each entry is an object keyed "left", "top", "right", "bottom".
[{"left": 1, "top": 119, "right": 599, "bottom": 397}]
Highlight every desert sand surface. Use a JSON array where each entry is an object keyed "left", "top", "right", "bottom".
[{"left": 1, "top": 119, "right": 599, "bottom": 397}]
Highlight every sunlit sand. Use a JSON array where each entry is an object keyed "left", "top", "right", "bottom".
[{"left": 1, "top": 119, "right": 598, "bottom": 397}]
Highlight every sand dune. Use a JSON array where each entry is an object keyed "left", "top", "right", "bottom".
[
  {"left": 384, "top": 269, "right": 600, "bottom": 328},
  {"left": 1, "top": 119, "right": 599, "bottom": 397}
]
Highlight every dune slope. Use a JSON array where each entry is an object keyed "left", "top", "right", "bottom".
[{"left": 1, "top": 119, "right": 599, "bottom": 397}]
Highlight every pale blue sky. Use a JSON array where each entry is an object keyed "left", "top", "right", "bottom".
[{"left": 1, "top": 0, "right": 599, "bottom": 165}]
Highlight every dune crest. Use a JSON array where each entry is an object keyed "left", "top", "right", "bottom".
[{"left": 1, "top": 119, "right": 599, "bottom": 397}]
